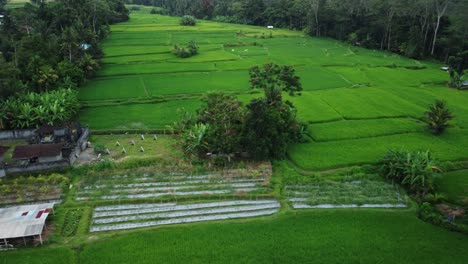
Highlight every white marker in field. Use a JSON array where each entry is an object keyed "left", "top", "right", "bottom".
[{"left": 141, "top": 134, "right": 145, "bottom": 140}]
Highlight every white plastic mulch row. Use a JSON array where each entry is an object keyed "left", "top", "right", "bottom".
[
  {"left": 90, "top": 209, "right": 279, "bottom": 232},
  {"left": 94, "top": 203, "right": 177, "bottom": 212},
  {"left": 83, "top": 178, "right": 265, "bottom": 190},
  {"left": 77, "top": 188, "right": 260, "bottom": 201},
  {"left": 291, "top": 203, "right": 407, "bottom": 209},
  {"left": 93, "top": 202, "right": 280, "bottom": 224},
  {"left": 93, "top": 200, "right": 276, "bottom": 218},
  {"left": 77, "top": 183, "right": 259, "bottom": 195}
]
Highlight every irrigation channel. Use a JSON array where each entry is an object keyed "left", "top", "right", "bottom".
[{"left": 90, "top": 200, "right": 280, "bottom": 232}]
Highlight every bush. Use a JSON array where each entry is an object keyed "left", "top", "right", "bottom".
[
  {"left": 424, "top": 100, "right": 454, "bottom": 135},
  {"left": 172, "top": 41, "right": 199, "bottom": 58},
  {"left": 379, "top": 149, "right": 441, "bottom": 200},
  {"left": 94, "top": 143, "right": 106, "bottom": 155},
  {"left": 150, "top": 8, "right": 157, "bottom": 14},
  {"left": 180, "top": 15, "right": 196, "bottom": 26}
]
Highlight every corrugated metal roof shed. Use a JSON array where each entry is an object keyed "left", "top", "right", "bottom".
[{"left": 0, "top": 203, "right": 54, "bottom": 242}]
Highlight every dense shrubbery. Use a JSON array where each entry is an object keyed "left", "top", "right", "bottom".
[
  {"left": 379, "top": 149, "right": 441, "bottom": 201},
  {"left": 0, "top": 89, "right": 79, "bottom": 129},
  {"left": 179, "top": 63, "right": 304, "bottom": 161},
  {"left": 180, "top": 15, "right": 196, "bottom": 26},
  {"left": 172, "top": 41, "right": 199, "bottom": 58}
]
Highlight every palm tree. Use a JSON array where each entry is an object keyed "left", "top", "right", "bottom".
[{"left": 424, "top": 100, "right": 454, "bottom": 135}]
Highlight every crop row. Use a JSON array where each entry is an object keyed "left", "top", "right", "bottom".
[
  {"left": 76, "top": 187, "right": 262, "bottom": 201},
  {"left": 90, "top": 200, "right": 280, "bottom": 232}
]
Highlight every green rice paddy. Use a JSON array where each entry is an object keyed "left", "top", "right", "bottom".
[
  {"left": 1, "top": 4, "right": 467, "bottom": 264},
  {"left": 79, "top": 7, "right": 468, "bottom": 172}
]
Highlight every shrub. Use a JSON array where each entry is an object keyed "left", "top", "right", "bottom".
[
  {"left": 424, "top": 100, "right": 454, "bottom": 135},
  {"left": 94, "top": 143, "right": 106, "bottom": 155},
  {"left": 172, "top": 41, "right": 199, "bottom": 58},
  {"left": 150, "top": 8, "right": 157, "bottom": 14},
  {"left": 180, "top": 15, "right": 196, "bottom": 26},
  {"left": 379, "top": 149, "right": 441, "bottom": 200}
]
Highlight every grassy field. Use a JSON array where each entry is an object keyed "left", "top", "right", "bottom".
[
  {"left": 77, "top": 6, "right": 468, "bottom": 171},
  {"left": 3, "top": 210, "right": 468, "bottom": 264}
]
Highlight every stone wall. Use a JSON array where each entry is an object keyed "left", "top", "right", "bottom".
[
  {"left": 0, "top": 129, "right": 35, "bottom": 140},
  {"left": 69, "top": 127, "right": 90, "bottom": 165},
  {"left": 4, "top": 160, "right": 69, "bottom": 176}
]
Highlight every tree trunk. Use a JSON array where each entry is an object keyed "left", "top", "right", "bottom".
[
  {"left": 431, "top": 15, "right": 441, "bottom": 55},
  {"left": 431, "top": 0, "right": 450, "bottom": 55}
]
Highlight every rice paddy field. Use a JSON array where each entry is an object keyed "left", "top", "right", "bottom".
[
  {"left": 78, "top": 7, "right": 468, "bottom": 172},
  {"left": 2, "top": 5, "right": 468, "bottom": 264}
]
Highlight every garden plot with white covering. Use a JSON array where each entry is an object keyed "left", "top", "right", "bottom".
[
  {"left": 286, "top": 178, "right": 408, "bottom": 209},
  {"left": 75, "top": 173, "right": 270, "bottom": 202},
  {"left": 90, "top": 200, "right": 280, "bottom": 232}
]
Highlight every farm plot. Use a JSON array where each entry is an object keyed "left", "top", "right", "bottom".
[
  {"left": 75, "top": 174, "right": 270, "bottom": 202},
  {"left": 0, "top": 174, "right": 68, "bottom": 206},
  {"left": 286, "top": 176, "right": 407, "bottom": 209},
  {"left": 89, "top": 199, "right": 280, "bottom": 232}
]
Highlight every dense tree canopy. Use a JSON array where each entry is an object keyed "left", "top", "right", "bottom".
[{"left": 0, "top": 0, "right": 129, "bottom": 129}]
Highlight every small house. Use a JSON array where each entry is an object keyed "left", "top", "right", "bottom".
[
  {"left": 440, "top": 66, "right": 449, "bottom": 71},
  {"left": 13, "top": 144, "right": 63, "bottom": 164},
  {"left": 267, "top": 26, "right": 274, "bottom": 29}
]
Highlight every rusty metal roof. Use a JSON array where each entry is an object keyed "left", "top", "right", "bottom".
[{"left": 12, "top": 144, "right": 63, "bottom": 159}]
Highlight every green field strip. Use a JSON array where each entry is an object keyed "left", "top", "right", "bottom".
[
  {"left": 79, "top": 99, "right": 202, "bottom": 130},
  {"left": 307, "top": 118, "right": 426, "bottom": 142},
  {"left": 288, "top": 131, "right": 468, "bottom": 171}
]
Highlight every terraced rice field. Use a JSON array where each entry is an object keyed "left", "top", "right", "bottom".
[
  {"left": 79, "top": 6, "right": 468, "bottom": 171},
  {"left": 90, "top": 200, "right": 280, "bottom": 232}
]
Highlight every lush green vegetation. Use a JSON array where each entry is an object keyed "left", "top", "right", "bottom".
[
  {"left": 436, "top": 170, "right": 468, "bottom": 204},
  {"left": 1, "top": 4, "right": 467, "bottom": 264},
  {"left": 0, "top": 0, "right": 129, "bottom": 128},
  {"left": 138, "top": 0, "right": 468, "bottom": 63},
  {"left": 3, "top": 210, "right": 468, "bottom": 264},
  {"left": 75, "top": 6, "right": 468, "bottom": 171}
]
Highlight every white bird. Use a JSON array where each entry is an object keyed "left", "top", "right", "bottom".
[{"left": 140, "top": 146, "right": 145, "bottom": 152}]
